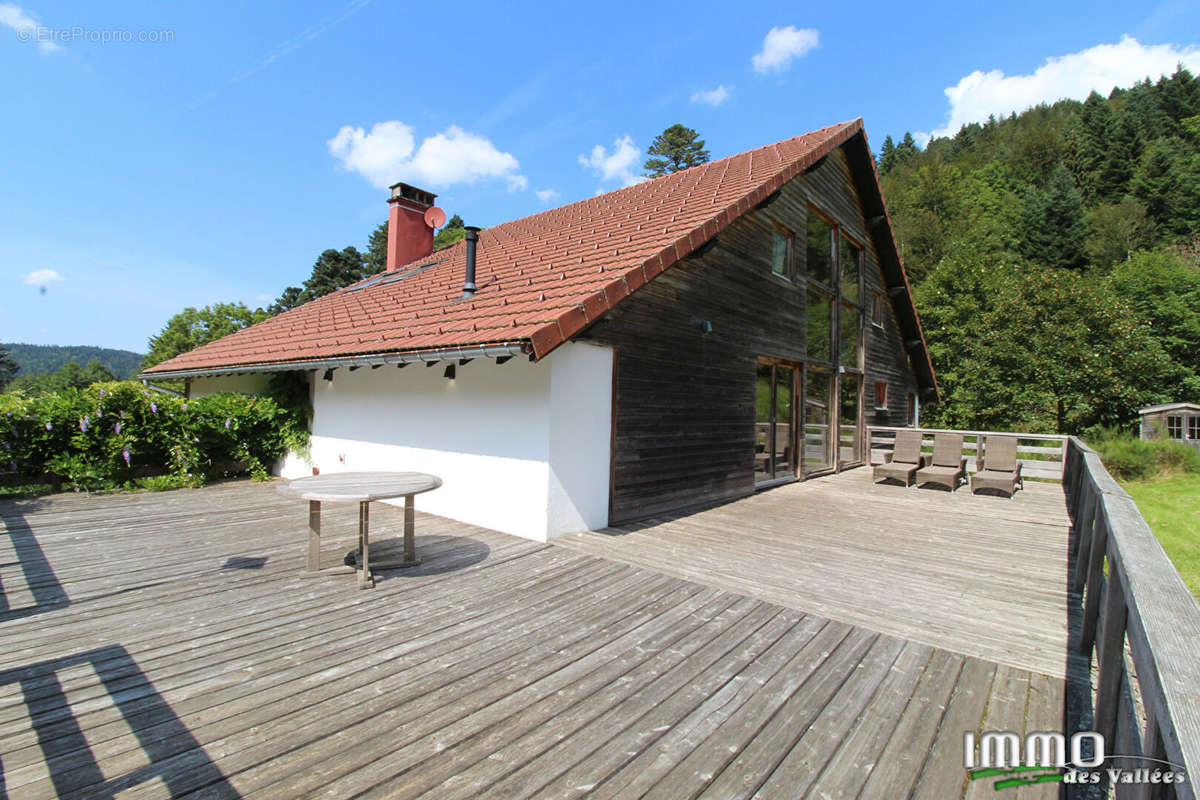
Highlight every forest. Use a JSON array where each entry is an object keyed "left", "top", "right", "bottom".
[{"left": 878, "top": 66, "right": 1200, "bottom": 434}]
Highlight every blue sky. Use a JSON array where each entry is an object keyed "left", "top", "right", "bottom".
[{"left": 2, "top": 0, "right": 1198, "bottom": 353}]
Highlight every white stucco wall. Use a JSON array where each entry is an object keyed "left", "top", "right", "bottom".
[{"left": 307, "top": 342, "right": 613, "bottom": 541}]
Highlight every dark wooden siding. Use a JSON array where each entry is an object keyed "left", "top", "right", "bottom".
[{"left": 581, "top": 145, "right": 921, "bottom": 524}]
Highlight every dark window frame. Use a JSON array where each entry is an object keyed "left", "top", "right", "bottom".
[
  {"left": 769, "top": 224, "right": 795, "bottom": 281},
  {"left": 874, "top": 381, "right": 888, "bottom": 410}
]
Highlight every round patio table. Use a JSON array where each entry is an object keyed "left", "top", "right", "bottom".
[{"left": 277, "top": 472, "right": 442, "bottom": 589}]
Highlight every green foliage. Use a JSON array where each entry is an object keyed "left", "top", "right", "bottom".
[
  {"left": 920, "top": 264, "right": 1169, "bottom": 433},
  {"left": 434, "top": 214, "right": 466, "bottom": 250},
  {"left": 5, "top": 360, "right": 116, "bottom": 395},
  {"left": 0, "top": 381, "right": 308, "bottom": 493},
  {"left": 0, "top": 345, "right": 18, "bottom": 390},
  {"left": 885, "top": 67, "right": 1200, "bottom": 431},
  {"left": 365, "top": 221, "right": 388, "bottom": 273},
  {"left": 1085, "top": 426, "right": 1200, "bottom": 481},
  {"left": 1018, "top": 164, "right": 1086, "bottom": 269},
  {"left": 643, "top": 124, "right": 710, "bottom": 177},
  {"left": 1107, "top": 250, "right": 1200, "bottom": 396},
  {"left": 143, "top": 303, "right": 269, "bottom": 370},
  {"left": 1, "top": 343, "right": 143, "bottom": 379},
  {"left": 268, "top": 247, "right": 371, "bottom": 315}
]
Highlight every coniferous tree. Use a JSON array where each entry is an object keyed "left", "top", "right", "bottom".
[
  {"left": 1018, "top": 165, "right": 1086, "bottom": 269},
  {"left": 878, "top": 135, "right": 897, "bottom": 174},
  {"left": 434, "top": 214, "right": 466, "bottom": 249},
  {"left": 0, "top": 345, "right": 18, "bottom": 390},
  {"left": 643, "top": 124, "right": 710, "bottom": 177},
  {"left": 365, "top": 222, "right": 388, "bottom": 274}
]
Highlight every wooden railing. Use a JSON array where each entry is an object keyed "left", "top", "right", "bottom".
[
  {"left": 1064, "top": 437, "right": 1200, "bottom": 799},
  {"left": 868, "top": 426, "right": 1068, "bottom": 481}
]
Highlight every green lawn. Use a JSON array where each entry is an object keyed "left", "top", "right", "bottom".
[{"left": 1123, "top": 474, "right": 1200, "bottom": 599}]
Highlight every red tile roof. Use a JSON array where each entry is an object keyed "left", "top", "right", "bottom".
[{"left": 146, "top": 119, "right": 931, "bottom": 387}]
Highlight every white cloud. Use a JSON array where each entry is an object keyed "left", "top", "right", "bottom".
[
  {"left": 327, "top": 121, "right": 527, "bottom": 191},
  {"left": 578, "top": 135, "right": 646, "bottom": 188},
  {"left": 23, "top": 268, "right": 63, "bottom": 288},
  {"left": 691, "top": 84, "right": 731, "bottom": 107},
  {"left": 535, "top": 188, "right": 560, "bottom": 203},
  {"left": 0, "top": 4, "right": 61, "bottom": 53},
  {"left": 929, "top": 36, "right": 1200, "bottom": 139},
  {"left": 752, "top": 26, "right": 818, "bottom": 74}
]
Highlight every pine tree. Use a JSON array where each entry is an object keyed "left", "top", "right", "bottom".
[
  {"left": 643, "top": 124, "right": 710, "bottom": 177},
  {"left": 878, "top": 135, "right": 897, "bottom": 174},
  {"left": 1019, "top": 164, "right": 1086, "bottom": 269},
  {"left": 434, "top": 214, "right": 466, "bottom": 249},
  {"left": 365, "top": 222, "right": 388, "bottom": 274},
  {"left": 0, "top": 344, "right": 18, "bottom": 390}
]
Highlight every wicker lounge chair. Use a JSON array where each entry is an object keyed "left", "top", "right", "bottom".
[
  {"left": 872, "top": 429, "right": 928, "bottom": 486},
  {"left": 915, "top": 433, "right": 967, "bottom": 491},
  {"left": 971, "top": 435, "right": 1023, "bottom": 497}
]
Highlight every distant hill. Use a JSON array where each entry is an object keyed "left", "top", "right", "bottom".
[{"left": 2, "top": 343, "right": 145, "bottom": 379}]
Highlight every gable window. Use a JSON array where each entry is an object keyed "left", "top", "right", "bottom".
[
  {"left": 874, "top": 381, "right": 888, "bottom": 410},
  {"left": 805, "top": 212, "right": 835, "bottom": 285},
  {"left": 872, "top": 292, "right": 885, "bottom": 328},
  {"left": 1167, "top": 415, "right": 1184, "bottom": 439},
  {"left": 771, "top": 228, "right": 792, "bottom": 278}
]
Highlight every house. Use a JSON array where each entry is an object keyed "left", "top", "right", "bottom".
[
  {"left": 1139, "top": 402, "right": 1200, "bottom": 451},
  {"left": 142, "top": 119, "right": 938, "bottom": 542}
]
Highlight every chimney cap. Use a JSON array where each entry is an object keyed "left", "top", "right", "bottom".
[{"left": 388, "top": 182, "right": 437, "bottom": 209}]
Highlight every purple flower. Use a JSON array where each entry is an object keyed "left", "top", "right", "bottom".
[
  {"left": 182, "top": 403, "right": 188, "bottom": 410},
  {"left": 119, "top": 410, "right": 125, "bottom": 419},
  {"left": 150, "top": 402, "right": 157, "bottom": 414},
  {"left": 9, "top": 460, "right": 18, "bottom": 472},
  {"left": 225, "top": 418, "right": 231, "bottom": 429},
  {"left": 45, "top": 422, "right": 52, "bottom": 431},
  {"left": 79, "top": 416, "right": 89, "bottom": 432},
  {"left": 122, "top": 448, "right": 131, "bottom": 466},
  {"left": 99, "top": 389, "right": 105, "bottom": 397},
  {"left": 114, "top": 422, "right": 121, "bottom": 435}
]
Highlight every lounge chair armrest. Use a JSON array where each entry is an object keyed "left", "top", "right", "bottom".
[
  {"left": 1015, "top": 462, "right": 1022, "bottom": 476},
  {"left": 884, "top": 452, "right": 895, "bottom": 463},
  {"left": 959, "top": 457, "right": 967, "bottom": 472},
  {"left": 920, "top": 454, "right": 932, "bottom": 467}
]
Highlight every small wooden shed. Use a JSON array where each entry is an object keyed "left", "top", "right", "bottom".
[{"left": 1138, "top": 402, "right": 1200, "bottom": 451}]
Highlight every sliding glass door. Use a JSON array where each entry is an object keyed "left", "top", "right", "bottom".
[
  {"left": 755, "top": 361, "right": 796, "bottom": 485},
  {"left": 804, "top": 367, "right": 835, "bottom": 474}
]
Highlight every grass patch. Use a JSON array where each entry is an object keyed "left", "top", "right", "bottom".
[{"left": 1123, "top": 473, "right": 1200, "bottom": 599}]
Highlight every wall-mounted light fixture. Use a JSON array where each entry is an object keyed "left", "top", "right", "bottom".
[
  {"left": 443, "top": 364, "right": 456, "bottom": 380},
  {"left": 323, "top": 369, "right": 334, "bottom": 382}
]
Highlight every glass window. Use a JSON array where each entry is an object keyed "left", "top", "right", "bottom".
[
  {"left": 1167, "top": 416, "right": 1184, "bottom": 439},
  {"left": 840, "top": 303, "right": 860, "bottom": 367},
  {"left": 805, "top": 211, "right": 834, "bottom": 285},
  {"left": 771, "top": 229, "right": 790, "bottom": 277},
  {"left": 807, "top": 290, "right": 832, "bottom": 363},
  {"left": 840, "top": 235, "right": 861, "bottom": 303},
  {"left": 1190, "top": 416, "right": 1199, "bottom": 440},
  {"left": 874, "top": 381, "right": 888, "bottom": 409},
  {"left": 840, "top": 374, "right": 861, "bottom": 466},
  {"left": 774, "top": 366, "right": 794, "bottom": 476},
  {"left": 804, "top": 369, "right": 834, "bottom": 474},
  {"left": 755, "top": 363, "right": 773, "bottom": 481},
  {"left": 907, "top": 392, "right": 916, "bottom": 426},
  {"left": 872, "top": 292, "right": 885, "bottom": 327}
]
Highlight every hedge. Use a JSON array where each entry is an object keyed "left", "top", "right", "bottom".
[{"left": 0, "top": 381, "right": 308, "bottom": 493}]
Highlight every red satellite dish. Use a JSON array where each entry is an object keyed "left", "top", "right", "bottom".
[{"left": 424, "top": 206, "right": 447, "bottom": 229}]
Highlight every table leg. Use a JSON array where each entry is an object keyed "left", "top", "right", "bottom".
[
  {"left": 404, "top": 494, "right": 416, "bottom": 563},
  {"left": 307, "top": 500, "right": 321, "bottom": 571},
  {"left": 358, "top": 500, "right": 373, "bottom": 589}
]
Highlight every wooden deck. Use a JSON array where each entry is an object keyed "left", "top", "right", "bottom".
[
  {"left": 563, "top": 468, "right": 1072, "bottom": 678},
  {"left": 1, "top": 476, "right": 1071, "bottom": 799}
]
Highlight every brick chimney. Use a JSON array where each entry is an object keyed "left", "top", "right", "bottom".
[{"left": 386, "top": 182, "right": 437, "bottom": 271}]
